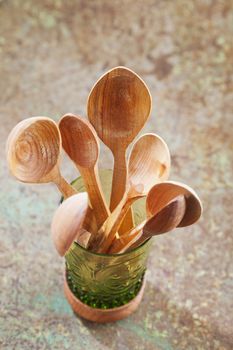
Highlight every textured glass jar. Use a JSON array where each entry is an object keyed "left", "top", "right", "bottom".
[
  {"left": 66, "top": 239, "right": 150, "bottom": 309},
  {"left": 65, "top": 170, "right": 151, "bottom": 309}
]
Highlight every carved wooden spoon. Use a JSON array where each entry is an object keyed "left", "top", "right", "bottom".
[
  {"left": 87, "top": 66, "right": 152, "bottom": 233},
  {"left": 146, "top": 181, "right": 203, "bottom": 227},
  {"left": 109, "top": 196, "right": 186, "bottom": 253},
  {"left": 89, "top": 133, "right": 171, "bottom": 252},
  {"left": 51, "top": 192, "right": 89, "bottom": 256},
  {"left": 59, "top": 114, "right": 110, "bottom": 229},
  {"left": 6, "top": 117, "right": 76, "bottom": 198}
]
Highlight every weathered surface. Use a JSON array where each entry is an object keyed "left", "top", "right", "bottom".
[{"left": 0, "top": 0, "right": 232, "bottom": 349}]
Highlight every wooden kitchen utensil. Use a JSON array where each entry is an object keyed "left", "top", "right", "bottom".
[
  {"left": 51, "top": 192, "right": 89, "bottom": 256},
  {"left": 87, "top": 66, "right": 152, "bottom": 233},
  {"left": 114, "top": 181, "right": 202, "bottom": 252},
  {"left": 109, "top": 195, "right": 186, "bottom": 253},
  {"left": 89, "top": 133, "right": 171, "bottom": 253},
  {"left": 146, "top": 181, "right": 203, "bottom": 227},
  {"left": 59, "top": 114, "right": 110, "bottom": 229},
  {"left": 6, "top": 117, "right": 76, "bottom": 198}
]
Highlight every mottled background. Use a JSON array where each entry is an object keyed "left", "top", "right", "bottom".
[{"left": 0, "top": 0, "right": 232, "bottom": 349}]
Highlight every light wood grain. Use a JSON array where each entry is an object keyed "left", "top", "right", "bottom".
[
  {"left": 51, "top": 193, "right": 89, "bottom": 256},
  {"left": 59, "top": 114, "right": 110, "bottom": 230},
  {"left": 109, "top": 181, "right": 202, "bottom": 253},
  {"left": 109, "top": 196, "right": 186, "bottom": 253},
  {"left": 146, "top": 181, "right": 203, "bottom": 227},
  {"left": 87, "top": 66, "right": 152, "bottom": 234},
  {"left": 6, "top": 117, "right": 76, "bottom": 198},
  {"left": 90, "top": 133, "right": 171, "bottom": 253}
]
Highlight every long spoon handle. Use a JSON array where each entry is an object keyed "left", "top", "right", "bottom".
[
  {"left": 88, "top": 190, "right": 129, "bottom": 251},
  {"left": 111, "top": 150, "right": 134, "bottom": 233},
  {"left": 54, "top": 175, "right": 77, "bottom": 199},
  {"left": 96, "top": 195, "right": 136, "bottom": 253},
  {"left": 79, "top": 166, "right": 110, "bottom": 229},
  {"left": 108, "top": 220, "right": 146, "bottom": 254}
]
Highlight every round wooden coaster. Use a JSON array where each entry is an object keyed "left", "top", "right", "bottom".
[{"left": 64, "top": 274, "right": 146, "bottom": 323}]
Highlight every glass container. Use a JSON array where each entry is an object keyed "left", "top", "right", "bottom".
[{"left": 65, "top": 170, "right": 151, "bottom": 310}]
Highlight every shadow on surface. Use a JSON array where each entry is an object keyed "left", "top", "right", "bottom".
[{"left": 77, "top": 281, "right": 231, "bottom": 350}]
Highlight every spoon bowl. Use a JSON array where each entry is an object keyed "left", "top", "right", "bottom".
[
  {"left": 59, "top": 114, "right": 99, "bottom": 169},
  {"left": 7, "top": 117, "right": 60, "bottom": 183},
  {"left": 88, "top": 66, "right": 152, "bottom": 152},
  {"left": 113, "top": 195, "right": 186, "bottom": 253},
  {"left": 51, "top": 192, "right": 89, "bottom": 256},
  {"left": 128, "top": 133, "right": 170, "bottom": 196},
  {"left": 6, "top": 117, "right": 76, "bottom": 198},
  {"left": 146, "top": 181, "right": 203, "bottom": 227}
]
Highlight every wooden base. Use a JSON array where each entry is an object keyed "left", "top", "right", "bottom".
[{"left": 64, "top": 274, "right": 146, "bottom": 323}]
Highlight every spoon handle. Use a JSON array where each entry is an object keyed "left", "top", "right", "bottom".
[
  {"left": 108, "top": 220, "right": 146, "bottom": 254},
  {"left": 79, "top": 166, "right": 110, "bottom": 229},
  {"left": 94, "top": 194, "right": 136, "bottom": 253},
  {"left": 111, "top": 150, "right": 134, "bottom": 234},
  {"left": 54, "top": 175, "right": 77, "bottom": 199},
  {"left": 88, "top": 190, "right": 128, "bottom": 251}
]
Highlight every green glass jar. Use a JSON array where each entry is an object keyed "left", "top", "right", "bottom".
[
  {"left": 66, "top": 239, "right": 150, "bottom": 309},
  {"left": 65, "top": 170, "right": 151, "bottom": 310}
]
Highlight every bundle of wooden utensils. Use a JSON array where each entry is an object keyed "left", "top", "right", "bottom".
[{"left": 6, "top": 67, "right": 202, "bottom": 256}]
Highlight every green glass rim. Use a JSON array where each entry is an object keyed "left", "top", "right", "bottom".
[{"left": 65, "top": 237, "right": 151, "bottom": 258}]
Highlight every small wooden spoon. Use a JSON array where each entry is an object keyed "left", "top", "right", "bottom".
[
  {"left": 87, "top": 66, "right": 152, "bottom": 233},
  {"left": 109, "top": 196, "right": 186, "bottom": 253},
  {"left": 6, "top": 117, "right": 76, "bottom": 198},
  {"left": 89, "top": 133, "right": 171, "bottom": 252},
  {"left": 59, "top": 114, "right": 110, "bottom": 229},
  {"left": 146, "top": 181, "right": 203, "bottom": 227},
  {"left": 51, "top": 192, "right": 89, "bottom": 256}
]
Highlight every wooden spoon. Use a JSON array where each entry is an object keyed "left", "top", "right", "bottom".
[
  {"left": 51, "top": 192, "right": 89, "bottom": 256},
  {"left": 109, "top": 195, "right": 186, "bottom": 253},
  {"left": 59, "top": 114, "right": 110, "bottom": 229},
  {"left": 6, "top": 117, "right": 76, "bottom": 198},
  {"left": 87, "top": 66, "right": 152, "bottom": 233},
  {"left": 146, "top": 181, "right": 203, "bottom": 227},
  {"left": 89, "top": 133, "right": 171, "bottom": 252}
]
